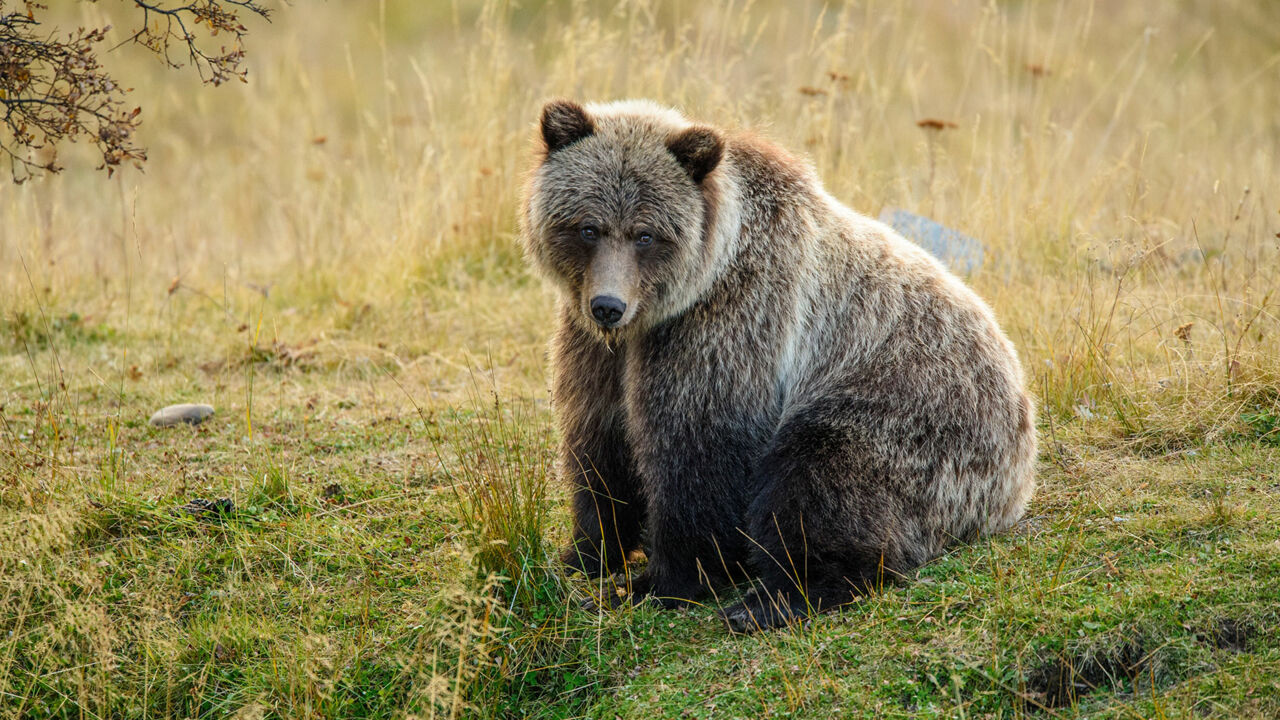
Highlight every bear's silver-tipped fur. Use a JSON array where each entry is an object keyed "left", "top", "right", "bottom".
[{"left": 520, "top": 99, "right": 1036, "bottom": 631}]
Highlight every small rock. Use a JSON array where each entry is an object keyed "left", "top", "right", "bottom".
[
  {"left": 1178, "top": 248, "right": 1207, "bottom": 265},
  {"left": 149, "top": 403, "right": 215, "bottom": 427},
  {"left": 878, "top": 208, "right": 985, "bottom": 275}
]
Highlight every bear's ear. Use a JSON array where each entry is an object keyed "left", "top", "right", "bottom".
[
  {"left": 540, "top": 99, "right": 594, "bottom": 153},
  {"left": 667, "top": 125, "right": 723, "bottom": 184}
]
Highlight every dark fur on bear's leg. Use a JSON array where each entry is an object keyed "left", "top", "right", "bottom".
[
  {"left": 722, "top": 395, "right": 932, "bottom": 631},
  {"left": 622, "top": 433, "right": 759, "bottom": 607},
  {"left": 552, "top": 309, "right": 647, "bottom": 579},
  {"left": 560, "top": 449, "right": 644, "bottom": 578},
  {"left": 560, "top": 441, "right": 644, "bottom": 578}
]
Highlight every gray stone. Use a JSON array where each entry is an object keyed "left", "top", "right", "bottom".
[
  {"left": 878, "top": 208, "right": 985, "bottom": 275},
  {"left": 149, "top": 403, "right": 215, "bottom": 427}
]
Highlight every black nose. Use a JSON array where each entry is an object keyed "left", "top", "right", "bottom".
[{"left": 590, "top": 296, "right": 627, "bottom": 327}]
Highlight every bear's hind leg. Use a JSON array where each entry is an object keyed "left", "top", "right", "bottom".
[{"left": 723, "top": 399, "right": 930, "bottom": 632}]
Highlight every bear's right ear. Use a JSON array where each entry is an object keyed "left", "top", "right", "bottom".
[{"left": 540, "top": 100, "right": 594, "bottom": 153}]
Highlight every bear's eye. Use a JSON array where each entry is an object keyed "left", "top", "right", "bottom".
[
  {"left": 580, "top": 226, "right": 598, "bottom": 242},
  {"left": 636, "top": 232, "right": 654, "bottom": 247}
]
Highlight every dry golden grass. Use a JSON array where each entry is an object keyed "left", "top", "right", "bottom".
[
  {"left": 3, "top": 1, "right": 1279, "bottom": 718},
  {"left": 5, "top": 0, "right": 1278, "bottom": 431}
]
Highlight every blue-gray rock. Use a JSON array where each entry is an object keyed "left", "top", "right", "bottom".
[
  {"left": 878, "top": 208, "right": 985, "bottom": 275},
  {"left": 149, "top": 403, "right": 215, "bottom": 427}
]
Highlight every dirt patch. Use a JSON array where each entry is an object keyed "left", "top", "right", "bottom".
[
  {"left": 1201, "top": 618, "right": 1256, "bottom": 653},
  {"left": 173, "top": 497, "right": 236, "bottom": 522},
  {"left": 1027, "top": 642, "right": 1148, "bottom": 709}
]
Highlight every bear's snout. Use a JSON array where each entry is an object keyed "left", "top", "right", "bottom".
[{"left": 589, "top": 295, "right": 627, "bottom": 327}]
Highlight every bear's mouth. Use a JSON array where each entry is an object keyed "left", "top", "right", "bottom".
[{"left": 583, "top": 312, "right": 635, "bottom": 342}]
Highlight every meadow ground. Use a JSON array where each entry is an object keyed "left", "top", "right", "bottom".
[{"left": 2, "top": 1, "right": 1279, "bottom": 717}]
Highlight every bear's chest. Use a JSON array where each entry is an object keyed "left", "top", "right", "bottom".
[{"left": 620, "top": 311, "right": 782, "bottom": 444}]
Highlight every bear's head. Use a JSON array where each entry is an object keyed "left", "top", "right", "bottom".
[{"left": 521, "top": 99, "right": 724, "bottom": 339}]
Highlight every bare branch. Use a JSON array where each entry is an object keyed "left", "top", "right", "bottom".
[
  {"left": 122, "top": 0, "right": 271, "bottom": 86},
  {"left": 0, "top": 0, "right": 271, "bottom": 182}
]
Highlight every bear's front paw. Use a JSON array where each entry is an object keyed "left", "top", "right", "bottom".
[
  {"left": 578, "top": 571, "right": 702, "bottom": 612},
  {"left": 579, "top": 583, "right": 628, "bottom": 612},
  {"left": 578, "top": 572, "right": 645, "bottom": 612},
  {"left": 622, "top": 571, "right": 702, "bottom": 610}
]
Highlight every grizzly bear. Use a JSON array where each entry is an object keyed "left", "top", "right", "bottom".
[{"left": 520, "top": 99, "right": 1036, "bottom": 632}]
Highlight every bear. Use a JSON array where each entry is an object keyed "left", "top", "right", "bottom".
[{"left": 519, "top": 99, "right": 1036, "bottom": 632}]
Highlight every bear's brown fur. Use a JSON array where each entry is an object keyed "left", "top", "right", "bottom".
[{"left": 520, "top": 99, "right": 1036, "bottom": 631}]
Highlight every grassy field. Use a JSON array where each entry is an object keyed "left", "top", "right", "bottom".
[{"left": 3, "top": 0, "right": 1279, "bottom": 717}]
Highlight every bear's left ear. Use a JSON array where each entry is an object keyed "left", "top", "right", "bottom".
[
  {"left": 667, "top": 125, "right": 723, "bottom": 184},
  {"left": 540, "top": 99, "right": 595, "bottom": 153}
]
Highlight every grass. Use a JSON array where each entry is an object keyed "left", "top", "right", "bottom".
[{"left": 3, "top": 0, "right": 1280, "bottom": 717}]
